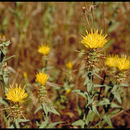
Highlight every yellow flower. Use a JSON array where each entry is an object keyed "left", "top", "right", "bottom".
[
  {"left": 105, "top": 54, "right": 130, "bottom": 71},
  {"left": 35, "top": 72, "right": 48, "bottom": 86},
  {"left": 6, "top": 84, "right": 28, "bottom": 103},
  {"left": 116, "top": 55, "right": 130, "bottom": 71},
  {"left": 65, "top": 89, "right": 71, "bottom": 94},
  {"left": 38, "top": 45, "right": 50, "bottom": 55},
  {"left": 105, "top": 55, "right": 119, "bottom": 68},
  {"left": 66, "top": 61, "right": 73, "bottom": 69},
  {"left": 81, "top": 29, "right": 107, "bottom": 49},
  {"left": 23, "top": 72, "right": 28, "bottom": 79}
]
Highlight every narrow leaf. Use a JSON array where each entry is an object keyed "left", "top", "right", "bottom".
[
  {"left": 0, "top": 97, "right": 8, "bottom": 106},
  {"left": 47, "top": 121, "right": 63, "bottom": 128}
]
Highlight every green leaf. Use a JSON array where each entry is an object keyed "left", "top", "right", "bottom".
[
  {"left": 39, "top": 117, "right": 49, "bottom": 128},
  {"left": 23, "top": 18, "right": 30, "bottom": 30},
  {"left": 72, "top": 89, "right": 86, "bottom": 99},
  {"left": 83, "top": 78, "right": 89, "bottom": 86},
  {"left": 105, "top": 86, "right": 110, "bottom": 94},
  {"left": 92, "top": 106, "right": 100, "bottom": 118},
  {"left": 3, "top": 55, "right": 15, "bottom": 62},
  {"left": 110, "top": 109, "right": 120, "bottom": 117},
  {"left": 1, "top": 41, "right": 11, "bottom": 47},
  {"left": 111, "top": 102, "right": 121, "bottom": 108},
  {"left": 42, "top": 103, "right": 49, "bottom": 116},
  {"left": 87, "top": 81, "right": 93, "bottom": 92},
  {"left": 8, "top": 124, "right": 14, "bottom": 128},
  {"left": 107, "top": 21, "right": 119, "bottom": 33},
  {"left": 93, "top": 72, "right": 103, "bottom": 79},
  {"left": 119, "top": 83, "right": 129, "bottom": 87},
  {"left": 47, "top": 121, "right": 63, "bottom": 128},
  {"left": 0, "top": 97, "right": 8, "bottom": 106},
  {"left": 94, "top": 84, "right": 110, "bottom": 88},
  {"left": 17, "top": 118, "right": 30, "bottom": 123},
  {"left": 15, "top": 119, "right": 20, "bottom": 128},
  {"left": 42, "top": 103, "right": 60, "bottom": 116},
  {"left": 103, "top": 115, "right": 112, "bottom": 127},
  {"left": 49, "top": 105, "right": 60, "bottom": 116},
  {"left": 3, "top": 75, "right": 8, "bottom": 86},
  {"left": 113, "top": 92, "right": 122, "bottom": 104},
  {"left": 9, "top": 8, "right": 16, "bottom": 14},
  {"left": 111, "top": 85, "right": 118, "bottom": 93},
  {"left": 36, "top": 121, "right": 40, "bottom": 127},
  {"left": 86, "top": 109, "right": 95, "bottom": 125},
  {"left": 97, "top": 98, "right": 110, "bottom": 106},
  {"left": 34, "top": 105, "right": 42, "bottom": 114},
  {"left": 3, "top": 16, "right": 9, "bottom": 30},
  {"left": 72, "top": 119, "right": 85, "bottom": 128}
]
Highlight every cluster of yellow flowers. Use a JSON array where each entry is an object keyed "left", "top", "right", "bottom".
[
  {"left": 105, "top": 54, "right": 130, "bottom": 71},
  {"left": 5, "top": 29, "right": 129, "bottom": 106},
  {"left": 81, "top": 29, "right": 130, "bottom": 72},
  {"left": 81, "top": 29, "right": 108, "bottom": 49},
  {"left": 6, "top": 72, "right": 48, "bottom": 104},
  {"left": 6, "top": 84, "right": 28, "bottom": 103}
]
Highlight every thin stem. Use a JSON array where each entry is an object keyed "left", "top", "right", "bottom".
[{"left": 98, "top": 70, "right": 106, "bottom": 101}]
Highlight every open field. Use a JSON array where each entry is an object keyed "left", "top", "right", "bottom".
[{"left": 0, "top": 2, "right": 129, "bottom": 128}]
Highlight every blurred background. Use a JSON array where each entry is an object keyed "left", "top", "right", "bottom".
[{"left": 0, "top": 2, "right": 129, "bottom": 128}]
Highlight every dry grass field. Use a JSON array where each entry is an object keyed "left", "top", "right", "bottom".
[{"left": 0, "top": 2, "right": 129, "bottom": 128}]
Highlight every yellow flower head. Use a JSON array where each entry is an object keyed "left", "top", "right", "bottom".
[
  {"left": 6, "top": 84, "right": 28, "bottom": 103},
  {"left": 65, "top": 89, "right": 72, "bottom": 95},
  {"left": 81, "top": 29, "right": 108, "bottom": 49},
  {"left": 35, "top": 72, "right": 48, "bottom": 86},
  {"left": 66, "top": 61, "right": 73, "bottom": 69},
  {"left": 116, "top": 55, "right": 130, "bottom": 71},
  {"left": 105, "top": 55, "right": 119, "bottom": 68},
  {"left": 105, "top": 54, "right": 130, "bottom": 71},
  {"left": 23, "top": 72, "right": 28, "bottom": 79},
  {"left": 38, "top": 45, "right": 50, "bottom": 55}
]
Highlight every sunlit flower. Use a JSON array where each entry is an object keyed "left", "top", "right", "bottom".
[
  {"left": 6, "top": 84, "right": 28, "bottom": 103},
  {"left": 23, "top": 72, "right": 28, "bottom": 79},
  {"left": 105, "top": 55, "right": 119, "bottom": 68},
  {"left": 105, "top": 54, "right": 130, "bottom": 71},
  {"left": 81, "top": 29, "right": 107, "bottom": 49},
  {"left": 35, "top": 72, "right": 48, "bottom": 86},
  {"left": 116, "top": 55, "right": 130, "bottom": 71},
  {"left": 38, "top": 45, "right": 50, "bottom": 55},
  {"left": 66, "top": 61, "right": 73, "bottom": 69},
  {"left": 65, "top": 89, "right": 71, "bottom": 94}
]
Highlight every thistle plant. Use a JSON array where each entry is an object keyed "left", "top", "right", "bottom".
[
  {"left": 0, "top": 35, "right": 13, "bottom": 94},
  {"left": 0, "top": 84, "right": 29, "bottom": 128},
  {"left": 104, "top": 54, "right": 130, "bottom": 114},
  {"left": 54, "top": 61, "right": 74, "bottom": 110},
  {"left": 72, "top": 28, "right": 129, "bottom": 128},
  {"left": 38, "top": 44, "right": 50, "bottom": 72},
  {"left": 65, "top": 61, "right": 74, "bottom": 94},
  {"left": 0, "top": 36, "right": 29, "bottom": 128},
  {"left": 35, "top": 72, "right": 48, "bottom": 104},
  {"left": 34, "top": 47, "right": 61, "bottom": 128},
  {"left": 72, "top": 29, "right": 115, "bottom": 128}
]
